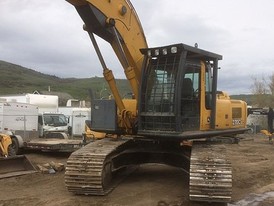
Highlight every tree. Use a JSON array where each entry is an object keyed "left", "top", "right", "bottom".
[
  {"left": 268, "top": 73, "right": 274, "bottom": 108},
  {"left": 250, "top": 75, "right": 268, "bottom": 94},
  {"left": 250, "top": 74, "right": 274, "bottom": 107},
  {"left": 269, "top": 72, "right": 274, "bottom": 95}
]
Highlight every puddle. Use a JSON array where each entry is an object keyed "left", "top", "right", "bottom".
[{"left": 228, "top": 192, "right": 274, "bottom": 206}]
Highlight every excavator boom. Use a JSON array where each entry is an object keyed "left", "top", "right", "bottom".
[{"left": 67, "top": 0, "right": 147, "bottom": 96}]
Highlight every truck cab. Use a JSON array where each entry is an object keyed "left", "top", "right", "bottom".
[{"left": 38, "top": 113, "right": 68, "bottom": 138}]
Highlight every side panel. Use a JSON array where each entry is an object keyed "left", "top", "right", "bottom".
[
  {"left": 0, "top": 102, "right": 39, "bottom": 140},
  {"left": 231, "top": 100, "right": 247, "bottom": 128},
  {"left": 1, "top": 103, "right": 38, "bottom": 131},
  {"left": 215, "top": 99, "right": 232, "bottom": 129},
  {"left": 215, "top": 98, "right": 247, "bottom": 129},
  {"left": 72, "top": 109, "right": 91, "bottom": 136},
  {"left": 59, "top": 107, "right": 91, "bottom": 136},
  {"left": 91, "top": 99, "right": 118, "bottom": 133}
]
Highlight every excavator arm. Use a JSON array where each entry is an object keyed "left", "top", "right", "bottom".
[
  {"left": 67, "top": 0, "right": 147, "bottom": 98},
  {"left": 67, "top": 0, "right": 148, "bottom": 133}
]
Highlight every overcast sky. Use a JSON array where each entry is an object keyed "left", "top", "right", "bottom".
[{"left": 0, "top": 0, "right": 273, "bottom": 94}]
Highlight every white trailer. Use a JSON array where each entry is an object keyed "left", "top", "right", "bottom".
[
  {"left": 58, "top": 107, "right": 91, "bottom": 136},
  {"left": 0, "top": 93, "right": 58, "bottom": 113},
  {"left": 0, "top": 101, "right": 38, "bottom": 138}
]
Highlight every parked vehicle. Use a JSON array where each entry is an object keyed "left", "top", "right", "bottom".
[
  {"left": 0, "top": 101, "right": 39, "bottom": 144},
  {"left": 0, "top": 97, "right": 83, "bottom": 153},
  {"left": 0, "top": 93, "right": 69, "bottom": 137}
]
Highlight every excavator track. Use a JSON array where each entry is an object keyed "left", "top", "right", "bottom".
[
  {"left": 65, "top": 136, "right": 232, "bottom": 203},
  {"left": 65, "top": 138, "right": 131, "bottom": 195},
  {"left": 189, "top": 142, "right": 232, "bottom": 202},
  {"left": 65, "top": 137, "right": 191, "bottom": 196}
]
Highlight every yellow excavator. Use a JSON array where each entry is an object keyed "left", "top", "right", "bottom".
[
  {"left": 0, "top": 133, "right": 36, "bottom": 178},
  {"left": 64, "top": 0, "right": 248, "bottom": 203}
]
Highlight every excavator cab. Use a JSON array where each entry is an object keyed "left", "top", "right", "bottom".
[
  {"left": 138, "top": 43, "right": 247, "bottom": 139},
  {"left": 138, "top": 43, "right": 221, "bottom": 137}
]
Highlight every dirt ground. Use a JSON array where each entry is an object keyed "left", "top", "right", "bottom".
[{"left": 1, "top": 133, "right": 274, "bottom": 206}]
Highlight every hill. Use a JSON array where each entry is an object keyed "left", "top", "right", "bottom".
[
  {"left": 230, "top": 94, "right": 253, "bottom": 105},
  {"left": 0, "top": 60, "right": 131, "bottom": 103},
  {"left": 1, "top": 60, "right": 263, "bottom": 107}
]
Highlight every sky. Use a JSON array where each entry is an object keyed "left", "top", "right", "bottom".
[{"left": 0, "top": 0, "right": 273, "bottom": 95}]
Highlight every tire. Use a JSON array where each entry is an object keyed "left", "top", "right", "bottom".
[
  {"left": 11, "top": 137, "right": 22, "bottom": 155},
  {"left": 7, "top": 144, "right": 16, "bottom": 157}
]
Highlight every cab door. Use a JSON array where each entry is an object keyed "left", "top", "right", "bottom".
[
  {"left": 180, "top": 61, "right": 201, "bottom": 131},
  {"left": 199, "top": 62, "right": 213, "bottom": 131}
]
